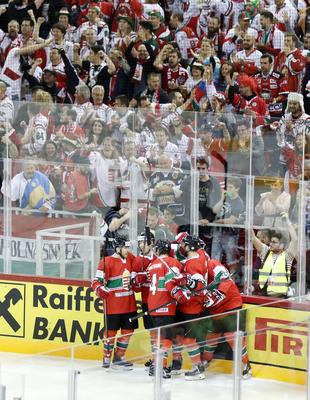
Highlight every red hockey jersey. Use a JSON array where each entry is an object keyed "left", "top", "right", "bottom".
[
  {"left": 132, "top": 253, "right": 156, "bottom": 304},
  {"left": 177, "top": 254, "right": 207, "bottom": 315},
  {"left": 147, "top": 256, "right": 182, "bottom": 316},
  {"left": 92, "top": 253, "right": 136, "bottom": 315}
]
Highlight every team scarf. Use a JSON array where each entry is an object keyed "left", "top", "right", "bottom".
[{"left": 88, "top": 62, "right": 106, "bottom": 88}]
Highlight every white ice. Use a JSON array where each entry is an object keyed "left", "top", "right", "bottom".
[{"left": 0, "top": 353, "right": 306, "bottom": 400}]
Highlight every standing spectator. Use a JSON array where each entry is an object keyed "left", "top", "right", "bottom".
[
  {"left": 255, "top": 179, "right": 291, "bottom": 228},
  {"left": 252, "top": 213, "right": 297, "bottom": 297},
  {"left": 154, "top": 48, "right": 189, "bottom": 93},
  {"left": 255, "top": 54, "right": 288, "bottom": 118},
  {"left": 120, "top": 141, "right": 148, "bottom": 201},
  {"left": 148, "top": 10, "right": 171, "bottom": 43},
  {"left": 83, "top": 44, "right": 115, "bottom": 104},
  {"left": 63, "top": 155, "right": 99, "bottom": 214},
  {"left": 227, "top": 75, "right": 267, "bottom": 126},
  {"left": 110, "top": 15, "right": 136, "bottom": 51},
  {"left": 0, "top": 20, "right": 19, "bottom": 69},
  {"left": 196, "top": 157, "right": 222, "bottom": 254},
  {"left": 256, "top": 10, "right": 284, "bottom": 56},
  {"left": 147, "top": 128, "right": 181, "bottom": 167},
  {"left": 76, "top": 6, "right": 109, "bottom": 50},
  {"left": 50, "top": 22, "right": 74, "bottom": 62},
  {"left": 0, "top": 81, "right": 14, "bottom": 123},
  {"left": 278, "top": 34, "right": 306, "bottom": 92},
  {"left": 89, "top": 136, "right": 123, "bottom": 209},
  {"left": 169, "top": 12, "right": 198, "bottom": 63},
  {"left": 275, "top": 92, "right": 310, "bottom": 174},
  {"left": 233, "top": 32, "right": 262, "bottom": 74},
  {"left": 125, "top": 37, "right": 156, "bottom": 102},
  {"left": 149, "top": 153, "right": 183, "bottom": 213},
  {"left": 0, "top": 38, "right": 53, "bottom": 100},
  {"left": 211, "top": 177, "right": 244, "bottom": 275}
]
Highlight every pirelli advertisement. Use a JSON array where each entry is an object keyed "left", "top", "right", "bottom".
[{"left": 0, "top": 279, "right": 309, "bottom": 383}]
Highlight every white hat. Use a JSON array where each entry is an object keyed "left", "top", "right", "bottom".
[{"left": 286, "top": 92, "right": 304, "bottom": 114}]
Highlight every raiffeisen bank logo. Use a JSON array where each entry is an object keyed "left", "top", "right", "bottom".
[
  {"left": 255, "top": 317, "right": 308, "bottom": 357},
  {"left": 0, "top": 282, "right": 26, "bottom": 337}
]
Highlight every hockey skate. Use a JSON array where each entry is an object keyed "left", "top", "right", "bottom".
[
  {"left": 111, "top": 355, "right": 134, "bottom": 371},
  {"left": 170, "top": 359, "right": 182, "bottom": 375},
  {"left": 102, "top": 357, "right": 111, "bottom": 369},
  {"left": 144, "top": 359, "right": 153, "bottom": 371},
  {"left": 184, "top": 363, "right": 205, "bottom": 380},
  {"left": 149, "top": 363, "right": 171, "bottom": 379},
  {"left": 242, "top": 362, "right": 252, "bottom": 379}
]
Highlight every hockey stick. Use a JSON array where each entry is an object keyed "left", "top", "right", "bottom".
[
  {"left": 100, "top": 239, "right": 110, "bottom": 354},
  {"left": 140, "top": 158, "right": 153, "bottom": 272},
  {"left": 129, "top": 273, "right": 232, "bottom": 322}
]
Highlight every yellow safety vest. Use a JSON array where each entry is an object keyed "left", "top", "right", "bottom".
[{"left": 259, "top": 251, "right": 289, "bottom": 296}]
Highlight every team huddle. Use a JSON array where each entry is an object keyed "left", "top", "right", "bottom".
[{"left": 91, "top": 231, "right": 252, "bottom": 380}]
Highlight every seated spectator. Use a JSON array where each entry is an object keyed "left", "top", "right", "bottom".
[
  {"left": 2, "top": 160, "right": 55, "bottom": 213},
  {"left": 255, "top": 179, "right": 291, "bottom": 228},
  {"left": 252, "top": 213, "right": 297, "bottom": 297}
]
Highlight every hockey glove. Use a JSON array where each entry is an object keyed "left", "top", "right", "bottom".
[
  {"left": 171, "top": 287, "right": 190, "bottom": 304},
  {"left": 96, "top": 285, "right": 110, "bottom": 300},
  {"left": 134, "top": 272, "right": 148, "bottom": 285}
]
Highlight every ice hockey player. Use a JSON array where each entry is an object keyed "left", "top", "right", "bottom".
[
  {"left": 131, "top": 231, "right": 157, "bottom": 369},
  {"left": 174, "top": 231, "right": 210, "bottom": 264},
  {"left": 172, "top": 235, "right": 209, "bottom": 380},
  {"left": 145, "top": 239, "right": 184, "bottom": 378},
  {"left": 91, "top": 236, "right": 138, "bottom": 370},
  {"left": 175, "top": 261, "right": 252, "bottom": 379}
]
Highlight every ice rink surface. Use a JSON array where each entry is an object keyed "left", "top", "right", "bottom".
[{"left": 0, "top": 353, "right": 306, "bottom": 400}]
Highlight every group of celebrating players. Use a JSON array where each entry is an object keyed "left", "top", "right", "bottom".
[{"left": 91, "top": 231, "right": 252, "bottom": 380}]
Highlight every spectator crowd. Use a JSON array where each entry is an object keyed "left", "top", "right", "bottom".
[{"left": 0, "top": 0, "right": 309, "bottom": 295}]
